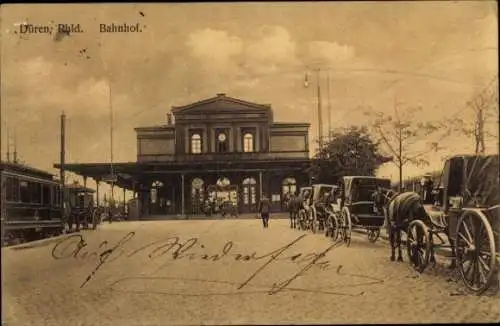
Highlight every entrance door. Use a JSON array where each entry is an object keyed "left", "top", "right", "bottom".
[
  {"left": 241, "top": 177, "right": 257, "bottom": 213},
  {"left": 191, "top": 178, "right": 204, "bottom": 215},
  {"left": 282, "top": 177, "right": 297, "bottom": 211}
]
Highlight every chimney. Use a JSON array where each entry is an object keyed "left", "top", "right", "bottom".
[
  {"left": 216, "top": 93, "right": 226, "bottom": 97},
  {"left": 166, "top": 113, "right": 172, "bottom": 125}
]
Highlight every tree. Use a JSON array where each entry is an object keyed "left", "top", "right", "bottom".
[
  {"left": 309, "top": 126, "right": 391, "bottom": 184},
  {"left": 364, "top": 104, "right": 444, "bottom": 191},
  {"left": 451, "top": 76, "right": 499, "bottom": 155}
]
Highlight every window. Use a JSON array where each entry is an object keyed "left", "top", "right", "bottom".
[
  {"left": 5, "top": 177, "right": 19, "bottom": 202},
  {"left": 191, "top": 178, "right": 204, "bottom": 195},
  {"left": 216, "top": 131, "right": 228, "bottom": 153},
  {"left": 151, "top": 181, "right": 163, "bottom": 204},
  {"left": 20, "top": 180, "right": 30, "bottom": 203},
  {"left": 216, "top": 177, "right": 231, "bottom": 187},
  {"left": 282, "top": 177, "right": 297, "bottom": 195},
  {"left": 29, "top": 182, "right": 42, "bottom": 203},
  {"left": 191, "top": 133, "right": 202, "bottom": 154},
  {"left": 42, "top": 184, "right": 51, "bottom": 205},
  {"left": 54, "top": 186, "right": 61, "bottom": 207},
  {"left": 243, "top": 133, "right": 254, "bottom": 153}
]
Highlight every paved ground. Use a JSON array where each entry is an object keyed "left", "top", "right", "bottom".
[{"left": 2, "top": 216, "right": 499, "bottom": 325}]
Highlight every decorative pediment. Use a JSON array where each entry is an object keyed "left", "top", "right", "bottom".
[{"left": 171, "top": 93, "right": 271, "bottom": 116}]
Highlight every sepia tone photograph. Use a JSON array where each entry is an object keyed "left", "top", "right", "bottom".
[{"left": 1, "top": 1, "right": 499, "bottom": 325}]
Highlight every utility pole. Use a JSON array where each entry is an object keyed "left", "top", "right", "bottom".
[
  {"left": 13, "top": 130, "right": 18, "bottom": 164},
  {"left": 60, "top": 112, "right": 66, "bottom": 221},
  {"left": 109, "top": 82, "right": 115, "bottom": 202},
  {"left": 6, "top": 128, "right": 10, "bottom": 162},
  {"left": 5, "top": 106, "right": 10, "bottom": 162},
  {"left": 316, "top": 69, "right": 324, "bottom": 149},
  {"left": 327, "top": 71, "right": 332, "bottom": 141}
]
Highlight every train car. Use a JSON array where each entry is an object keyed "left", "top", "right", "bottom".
[{"left": 1, "top": 161, "right": 64, "bottom": 246}]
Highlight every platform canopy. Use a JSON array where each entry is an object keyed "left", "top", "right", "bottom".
[{"left": 54, "top": 158, "right": 311, "bottom": 191}]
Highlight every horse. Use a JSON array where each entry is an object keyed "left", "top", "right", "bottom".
[
  {"left": 372, "top": 187, "right": 436, "bottom": 264},
  {"left": 287, "top": 193, "right": 301, "bottom": 228}
]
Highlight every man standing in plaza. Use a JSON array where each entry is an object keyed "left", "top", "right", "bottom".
[{"left": 258, "top": 194, "right": 271, "bottom": 228}]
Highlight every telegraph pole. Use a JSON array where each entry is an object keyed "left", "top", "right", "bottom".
[
  {"left": 6, "top": 128, "right": 10, "bottom": 162},
  {"left": 109, "top": 82, "right": 115, "bottom": 203},
  {"left": 60, "top": 112, "right": 66, "bottom": 221},
  {"left": 13, "top": 130, "right": 18, "bottom": 163},
  {"left": 327, "top": 71, "right": 332, "bottom": 141},
  {"left": 316, "top": 69, "right": 324, "bottom": 149}
]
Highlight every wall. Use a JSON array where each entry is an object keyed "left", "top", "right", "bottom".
[
  {"left": 136, "top": 127, "right": 175, "bottom": 159},
  {"left": 139, "top": 138, "right": 175, "bottom": 155},
  {"left": 270, "top": 135, "right": 307, "bottom": 152}
]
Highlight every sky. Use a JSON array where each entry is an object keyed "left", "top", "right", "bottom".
[{"left": 1, "top": 2, "right": 498, "bottom": 199}]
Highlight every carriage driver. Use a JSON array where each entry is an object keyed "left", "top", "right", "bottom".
[{"left": 420, "top": 174, "right": 434, "bottom": 204}]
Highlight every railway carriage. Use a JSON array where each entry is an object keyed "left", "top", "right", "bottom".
[{"left": 1, "top": 161, "right": 64, "bottom": 245}]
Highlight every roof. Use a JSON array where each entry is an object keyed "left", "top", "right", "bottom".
[
  {"left": 171, "top": 93, "right": 271, "bottom": 114},
  {"left": 65, "top": 183, "right": 95, "bottom": 193},
  {"left": 271, "top": 122, "right": 311, "bottom": 127},
  {"left": 312, "top": 183, "right": 337, "bottom": 188},
  {"left": 446, "top": 154, "right": 498, "bottom": 161},
  {"left": 134, "top": 125, "right": 175, "bottom": 132},
  {"left": 342, "top": 176, "right": 380, "bottom": 181},
  {"left": 1, "top": 161, "right": 56, "bottom": 180}
]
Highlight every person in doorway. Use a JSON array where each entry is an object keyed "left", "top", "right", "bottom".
[{"left": 258, "top": 194, "right": 271, "bottom": 228}]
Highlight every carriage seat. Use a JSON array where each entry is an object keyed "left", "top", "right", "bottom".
[{"left": 424, "top": 205, "right": 447, "bottom": 228}]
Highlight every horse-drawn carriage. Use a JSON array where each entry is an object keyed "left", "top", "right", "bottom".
[
  {"left": 327, "top": 176, "right": 391, "bottom": 245},
  {"left": 405, "top": 154, "right": 499, "bottom": 294},
  {"left": 65, "top": 184, "right": 100, "bottom": 231},
  {"left": 303, "top": 184, "right": 338, "bottom": 233},
  {"left": 296, "top": 186, "right": 313, "bottom": 231}
]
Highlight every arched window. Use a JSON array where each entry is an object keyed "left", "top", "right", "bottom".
[
  {"left": 243, "top": 133, "right": 254, "bottom": 153},
  {"left": 191, "top": 178, "right": 204, "bottom": 194},
  {"left": 242, "top": 177, "right": 257, "bottom": 185},
  {"left": 191, "top": 178, "right": 205, "bottom": 214},
  {"left": 191, "top": 134, "right": 202, "bottom": 154},
  {"left": 242, "top": 177, "right": 257, "bottom": 205},
  {"left": 151, "top": 180, "right": 164, "bottom": 204},
  {"left": 216, "top": 177, "right": 231, "bottom": 187},
  {"left": 282, "top": 177, "right": 297, "bottom": 195}
]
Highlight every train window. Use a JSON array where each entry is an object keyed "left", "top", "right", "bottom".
[
  {"left": 20, "top": 180, "right": 30, "bottom": 202},
  {"left": 29, "top": 182, "right": 42, "bottom": 203},
  {"left": 54, "top": 186, "right": 61, "bottom": 206},
  {"left": 5, "top": 177, "right": 19, "bottom": 202},
  {"left": 42, "top": 184, "right": 51, "bottom": 205}
]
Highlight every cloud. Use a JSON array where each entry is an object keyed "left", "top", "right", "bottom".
[
  {"left": 186, "top": 28, "right": 243, "bottom": 68},
  {"left": 20, "top": 56, "right": 53, "bottom": 78},
  {"left": 244, "top": 25, "right": 299, "bottom": 71},
  {"left": 305, "top": 41, "right": 355, "bottom": 66}
]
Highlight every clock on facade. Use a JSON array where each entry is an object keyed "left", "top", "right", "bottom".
[{"left": 218, "top": 133, "right": 227, "bottom": 142}]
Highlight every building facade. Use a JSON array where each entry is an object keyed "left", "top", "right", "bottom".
[{"left": 57, "top": 94, "right": 312, "bottom": 217}]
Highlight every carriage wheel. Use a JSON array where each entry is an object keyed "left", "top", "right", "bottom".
[
  {"left": 455, "top": 210, "right": 496, "bottom": 295},
  {"left": 298, "top": 210, "right": 305, "bottom": 230},
  {"left": 406, "top": 220, "right": 431, "bottom": 273},
  {"left": 311, "top": 210, "right": 317, "bottom": 234},
  {"left": 324, "top": 214, "right": 331, "bottom": 237},
  {"left": 329, "top": 213, "right": 339, "bottom": 241},
  {"left": 340, "top": 208, "right": 352, "bottom": 247},
  {"left": 367, "top": 228, "right": 381, "bottom": 243}
]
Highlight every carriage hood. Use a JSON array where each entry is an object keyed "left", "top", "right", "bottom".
[{"left": 460, "top": 155, "right": 500, "bottom": 208}]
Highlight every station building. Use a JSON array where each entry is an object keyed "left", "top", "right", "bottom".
[{"left": 55, "top": 93, "right": 312, "bottom": 218}]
